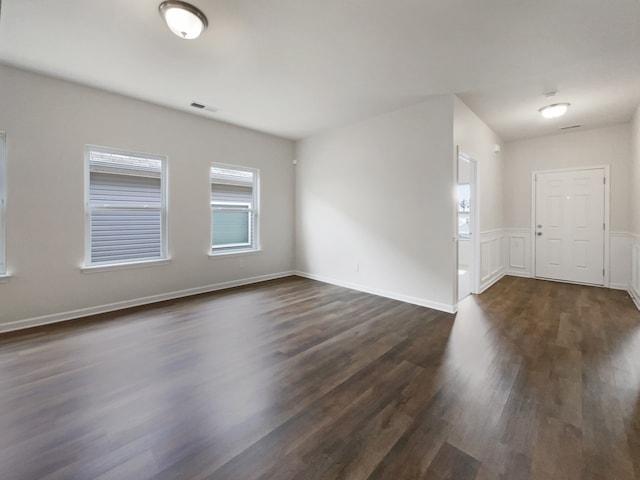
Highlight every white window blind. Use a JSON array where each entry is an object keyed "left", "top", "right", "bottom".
[
  {"left": 211, "top": 164, "right": 258, "bottom": 252},
  {"left": 86, "top": 147, "right": 167, "bottom": 266},
  {"left": 0, "top": 132, "right": 6, "bottom": 275}
]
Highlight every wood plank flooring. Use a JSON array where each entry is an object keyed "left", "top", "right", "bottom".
[{"left": 0, "top": 275, "right": 638, "bottom": 479}]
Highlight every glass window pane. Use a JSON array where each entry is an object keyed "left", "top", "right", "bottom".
[
  {"left": 91, "top": 209, "right": 162, "bottom": 264},
  {"left": 210, "top": 163, "right": 257, "bottom": 251},
  {"left": 90, "top": 172, "right": 161, "bottom": 207},
  {"left": 457, "top": 184, "right": 471, "bottom": 213},
  {"left": 210, "top": 166, "right": 254, "bottom": 183},
  {"left": 90, "top": 150, "right": 161, "bottom": 176},
  {"left": 86, "top": 146, "right": 166, "bottom": 266},
  {"left": 212, "top": 211, "right": 250, "bottom": 246},
  {"left": 458, "top": 213, "right": 470, "bottom": 239},
  {"left": 0, "top": 132, "right": 5, "bottom": 275}
]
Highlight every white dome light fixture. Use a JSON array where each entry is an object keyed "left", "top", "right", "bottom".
[
  {"left": 159, "top": 1, "right": 208, "bottom": 40},
  {"left": 539, "top": 103, "right": 570, "bottom": 119}
]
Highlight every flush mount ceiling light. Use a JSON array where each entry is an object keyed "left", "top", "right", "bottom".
[
  {"left": 539, "top": 103, "right": 571, "bottom": 119},
  {"left": 159, "top": 1, "right": 208, "bottom": 39}
]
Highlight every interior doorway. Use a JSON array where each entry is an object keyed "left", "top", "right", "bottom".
[
  {"left": 533, "top": 167, "right": 608, "bottom": 286},
  {"left": 457, "top": 153, "right": 477, "bottom": 301}
]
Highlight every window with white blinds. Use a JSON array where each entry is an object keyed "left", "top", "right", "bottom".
[
  {"left": 0, "top": 132, "right": 6, "bottom": 275},
  {"left": 86, "top": 146, "right": 167, "bottom": 266},
  {"left": 211, "top": 164, "right": 258, "bottom": 253}
]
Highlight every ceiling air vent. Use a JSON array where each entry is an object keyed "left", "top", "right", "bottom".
[
  {"left": 560, "top": 124, "right": 582, "bottom": 131},
  {"left": 190, "top": 102, "right": 218, "bottom": 113}
]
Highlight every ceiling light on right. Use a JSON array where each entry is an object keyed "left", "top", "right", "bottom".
[{"left": 539, "top": 103, "right": 571, "bottom": 119}]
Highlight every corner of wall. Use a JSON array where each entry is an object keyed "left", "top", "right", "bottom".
[
  {"left": 294, "top": 97, "right": 457, "bottom": 311},
  {"left": 629, "top": 104, "right": 640, "bottom": 309},
  {"left": 453, "top": 96, "right": 508, "bottom": 294},
  {"left": 478, "top": 229, "right": 509, "bottom": 292}
]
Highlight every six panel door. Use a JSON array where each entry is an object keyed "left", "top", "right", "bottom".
[{"left": 535, "top": 168, "right": 605, "bottom": 285}]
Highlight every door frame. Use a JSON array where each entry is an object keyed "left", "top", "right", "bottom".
[
  {"left": 530, "top": 165, "right": 610, "bottom": 287},
  {"left": 453, "top": 150, "right": 479, "bottom": 308}
]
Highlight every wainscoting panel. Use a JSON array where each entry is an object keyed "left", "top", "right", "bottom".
[
  {"left": 480, "top": 241, "right": 491, "bottom": 281},
  {"left": 490, "top": 239, "right": 500, "bottom": 275},
  {"left": 479, "top": 229, "right": 506, "bottom": 292},
  {"left": 505, "top": 229, "right": 631, "bottom": 290},
  {"left": 631, "top": 234, "right": 640, "bottom": 310},
  {"left": 610, "top": 232, "right": 631, "bottom": 290},
  {"left": 509, "top": 237, "right": 526, "bottom": 269},
  {"left": 505, "top": 228, "right": 532, "bottom": 278}
]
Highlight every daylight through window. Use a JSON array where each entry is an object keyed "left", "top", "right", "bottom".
[
  {"left": 210, "top": 164, "right": 258, "bottom": 253},
  {"left": 86, "top": 146, "right": 167, "bottom": 266},
  {"left": 0, "top": 132, "right": 6, "bottom": 275}
]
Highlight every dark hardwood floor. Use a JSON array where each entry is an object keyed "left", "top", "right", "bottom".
[{"left": 0, "top": 275, "right": 639, "bottom": 479}]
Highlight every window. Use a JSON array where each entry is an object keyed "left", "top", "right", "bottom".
[
  {"left": 210, "top": 164, "right": 258, "bottom": 253},
  {"left": 0, "top": 132, "right": 6, "bottom": 275},
  {"left": 85, "top": 146, "right": 167, "bottom": 267},
  {"left": 457, "top": 183, "right": 471, "bottom": 240}
]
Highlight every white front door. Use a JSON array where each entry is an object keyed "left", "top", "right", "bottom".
[{"left": 534, "top": 168, "right": 605, "bottom": 285}]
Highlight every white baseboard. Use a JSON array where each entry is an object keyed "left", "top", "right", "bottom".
[
  {"left": 295, "top": 271, "right": 456, "bottom": 314},
  {"left": 479, "top": 272, "right": 505, "bottom": 293},
  {"left": 631, "top": 234, "right": 640, "bottom": 311},
  {"left": 610, "top": 283, "right": 630, "bottom": 291},
  {"left": 630, "top": 286, "right": 640, "bottom": 311},
  {"left": 505, "top": 270, "right": 532, "bottom": 279},
  {"left": 0, "top": 271, "right": 295, "bottom": 334}
]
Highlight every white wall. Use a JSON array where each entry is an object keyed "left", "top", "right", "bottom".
[
  {"left": 504, "top": 124, "right": 630, "bottom": 230},
  {"left": 0, "top": 64, "right": 295, "bottom": 329},
  {"left": 630, "top": 105, "right": 640, "bottom": 307},
  {"left": 503, "top": 124, "right": 631, "bottom": 287},
  {"left": 454, "top": 97, "right": 504, "bottom": 232},
  {"left": 454, "top": 97, "right": 506, "bottom": 291},
  {"left": 631, "top": 106, "right": 640, "bottom": 236},
  {"left": 295, "top": 96, "right": 456, "bottom": 312}
]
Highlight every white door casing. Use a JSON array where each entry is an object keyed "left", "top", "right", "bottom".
[
  {"left": 534, "top": 168, "right": 605, "bottom": 286},
  {"left": 457, "top": 152, "right": 478, "bottom": 301}
]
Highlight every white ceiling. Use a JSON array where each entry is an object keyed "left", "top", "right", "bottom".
[{"left": 0, "top": 0, "right": 639, "bottom": 142}]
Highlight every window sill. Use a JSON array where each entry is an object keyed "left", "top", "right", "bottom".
[
  {"left": 81, "top": 258, "right": 171, "bottom": 274},
  {"left": 0, "top": 274, "right": 11, "bottom": 283},
  {"left": 208, "top": 248, "right": 261, "bottom": 258}
]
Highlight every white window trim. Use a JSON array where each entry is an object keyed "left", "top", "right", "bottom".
[
  {"left": 81, "top": 258, "right": 171, "bottom": 274},
  {"left": 210, "top": 163, "right": 259, "bottom": 255},
  {"left": 208, "top": 248, "right": 261, "bottom": 259},
  {"left": 84, "top": 145, "right": 169, "bottom": 268},
  {"left": 0, "top": 132, "right": 6, "bottom": 277}
]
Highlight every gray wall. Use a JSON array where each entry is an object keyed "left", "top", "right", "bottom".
[
  {"left": 631, "top": 105, "right": 640, "bottom": 236},
  {"left": 454, "top": 96, "right": 504, "bottom": 233},
  {"left": 0, "top": 64, "right": 295, "bottom": 327},
  {"left": 503, "top": 124, "right": 630, "bottom": 231},
  {"left": 295, "top": 96, "right": 456, "bottom": 311}
]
